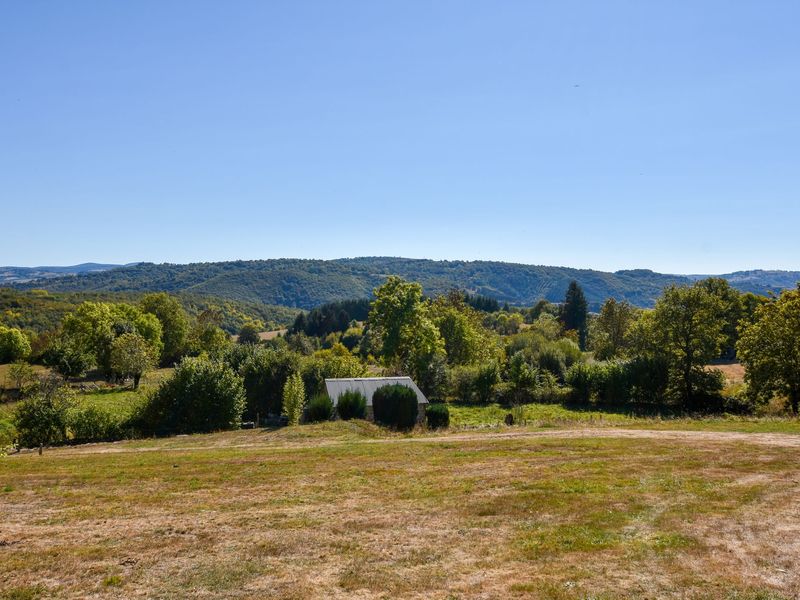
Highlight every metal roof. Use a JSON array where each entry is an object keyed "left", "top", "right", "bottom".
[{"left": 324, "top": 377, "right": 429, "bottom": 407}]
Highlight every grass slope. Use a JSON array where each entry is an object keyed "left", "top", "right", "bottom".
[{"left": 2, "top": 424, "right": 799, "bottom": 598}]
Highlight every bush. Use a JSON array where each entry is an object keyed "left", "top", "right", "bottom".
[
  {"left": 134, "top": 356, "right": 245, "bottom": 435},
  {"left": 536, "top": 346, "right": 566, "bottom": 381},
  {"left": 306, "top": 393, "right": 333, "bottom": 423},
  {"left": 426, "top": 403, "right": 449, "bottom": 429},
  {"left": 336, "top": 389, "right": 367, "bottom": 420},
  {"left": 239, "top": 347, "right": 301, "bottom": 419},
  {"left": 13, "top": 379, "right": 73, "bottom": 448},
  {"left": 566, "top": 362, "right": 594, "bottom": 403},
  {"left": 626, "top": 356, "right": 669, "bottom": 404},
  {"left": 595, "top": 361, "right": 631, "bottom": 405},
  {"left": 0, "top": 418, "right": 16, "bottom": 450},
  {"left": 372, "top": 384, "right": 418, "bottom": 430},
  {"left": 67, "top": 404, "right": 126, "bottom": 443}
]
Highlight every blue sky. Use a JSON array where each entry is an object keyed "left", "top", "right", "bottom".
[{"left": 2, "top": 1, "right": 799, "bottom": 273}]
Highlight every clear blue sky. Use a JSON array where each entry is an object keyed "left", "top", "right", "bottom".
[{"left": 2, "top": 1, "right": 799, "bottom": 273}]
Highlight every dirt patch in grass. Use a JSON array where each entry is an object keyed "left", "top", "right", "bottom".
[{"left": 2, "top": 427, "right": 799, "bottom": 598}]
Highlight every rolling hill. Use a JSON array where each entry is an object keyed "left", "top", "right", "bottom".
[
  {"left": 0, "top": 263, "right": 129, "bottom": 284},
  {"left": 9, "top": 257, "right": 799, "bottom": 310}
]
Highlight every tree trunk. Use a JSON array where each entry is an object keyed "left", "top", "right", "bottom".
[
  {"left": 791, "top": 390, "right": 799, "bottom": 415},
  {"left": 133, "top": 374, "right": 141, "bottom": 390}
]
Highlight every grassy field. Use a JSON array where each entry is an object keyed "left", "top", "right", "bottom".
[
  {"left": 2, "top": 423, "right": 800, "bottom": 599},
  {"left": 448, "top": 402, "right": 800, "bottom": 434}
]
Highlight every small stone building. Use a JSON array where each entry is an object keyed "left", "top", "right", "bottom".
[{"left": 324, "top": 377, "right": 429, "bottom": 423}]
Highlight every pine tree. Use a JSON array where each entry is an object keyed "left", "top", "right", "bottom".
[{"left": 561, "top": 281, "right": 588, "bottom": 350}]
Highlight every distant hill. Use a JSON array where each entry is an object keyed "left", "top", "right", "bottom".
[
  {"left": 0, "top": 288, "right": 300, "bottom": 334},
  {"left": 0, "top": 263, "right": 129, "bottom": 284},
  {"left": 11, "top": 257, "right": 798, "bottom": 311},
  {"left": 687, "top": 270, "right": 800, "bottom": 295}
]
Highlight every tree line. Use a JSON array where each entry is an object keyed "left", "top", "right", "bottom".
[{"left": 2, "top": 275, "right": 799, "bottom": 450}]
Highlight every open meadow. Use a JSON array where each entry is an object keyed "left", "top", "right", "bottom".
[{"left": 2, "top": 422, "right": 799, "bottom": 599}]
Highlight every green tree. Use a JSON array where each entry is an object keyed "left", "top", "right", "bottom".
[
  {"left": 240, "top": 347, "right": 302, "bottom": 419},
  {"left": 140, "top": 293, "right": 189, "bottom": 365},
  {"left": 301, "top": 344, "right": 367, "bottom": 397},
  {"left": 431, "top": 293, "right": 496, "bottom": 365},
  {"left": 368, "top": 277, "right": 445, "bottom": 388},
  {"left": 696, "top": 278, "right": 744, "bottom": 358},
  {"left": 561, "top": 281, "right": 588, "bottom": 350},
  {"left": 188, "top": 309, "right": 231, "bottom": 357},
  {"left": 42, "top": 334, "right": 94, "bottom": 379},
  {"left": 650, "top": 284, "right": 726, "bottom": 406},
  {"left": 590, "top": 298, "right": 636, "bottom": 360},
  {"left": 0, "top": 325, "right": 31, "bottom": 363},
  {"left": 61, "top": 302, "right": 162, "bottom": 375},
  {"left": 282, "top": 372, "right": 306, "bottom": 425},
  {"left": 237, "top": 321, "right": 262, "bottom": 345},
  {"left": 737, "top": 287, "right": 800, "bottom": 413},
  {"left": 110, "top": 332, "right": 156, "bottom": 389},
  {"left": 6, "top": 361, "right": 36, "bottom": 393}
]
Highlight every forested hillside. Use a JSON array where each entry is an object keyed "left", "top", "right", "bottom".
[
  {"left": 12, "top": 257, "right": 799, "bottom": 310},
  {"left": 0, "top": 288, "right": 299, "bottom": 334}
]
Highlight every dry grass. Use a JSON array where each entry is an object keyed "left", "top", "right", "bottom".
[
  {"left": 2, "top": 425, "right": 799, "bottom": 599},
  {"left": 708, "top": 361, "right": 746, "bottom": 385}
]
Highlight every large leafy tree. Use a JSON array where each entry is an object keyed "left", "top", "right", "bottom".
[
  {"left": 737, "top": 287, "right": 800, "bottom": 413},
  {"left": 650, "top": 284, "right": 726, "bottom": 406},
  {"left": 60, "top": 302, "right": 163, "bottom": 375},
  {"left": 561, "top": 281, "right": 588, "bottom": 350},
  {"left": 368, "top": 277, "right": 445, "bottom": 387},
  {"left": 0, "top": 325, "right": 31, "bottom": 363},
  {"left": 696, "top": 278, "right": 745, "bottom": 358},
  {"left": 188, "top": 309, "right": 231, "bottom": 357},
  {"left": 590, "top": 298, "right": 637, "bottom": 360},
  {"left": 110, "top": 332, "right": 157, "bottom": 389},
  {"left": 431, "top": 292, "right": 496, "bottom": 366},
  {"left": 140, "top": 293, "right": 189, "bottom": 365}
]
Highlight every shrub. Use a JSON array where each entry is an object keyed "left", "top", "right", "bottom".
[
  {"left": 372, "top": 384, "right": 418, "bottom": 430},
  {"left": 626, "top": 356, "right": 669, "bottom": 404},
  {"left": 554, "top": 338, "right": 583, "bottom": 368},
  {"left": 566, "top": 362, "right": 594, "bottom": 403},
  {"left": 13, "top": 379, "right": 73, "bottom": 448},
  {"left": 134, "top": 356, "right": 245, "bottom": 435},
  {"left": 306, "top": 393, "right": 333, "bottom": 423},
  {"left": 595, "top": 361, "right": 630, "bottom": 404},
  {"left": 0, "top": 418, "right": 16, "bottom": 450},
  {"left": 240, "top": 347, "right": 302, "bottom": 419},
  {"left": 426, "top": 403, "right": 449, "bottom": 429},
  {"left": 449, "top": 362, "right": 500, "bottom": 403},
  {"left": 282, "top": 373, "right": 306, "bottom": 425},
  {"left": 67, "top": 404, "right": 125, "bottom": 443},
  {"left": 448, "top": 365, "right": 476, "bottom": 402},
  {"left": 474, "top": 361, "right": 501, "bottom": 402},
  {"left": 5, "top": 362, "right": 36, "bottom": 394},
  {"left": 536, "top": 346, "right": 566, "bottom": 381},
  {"left": 336, "top": 389, "right": 367, "bottom": 420}
]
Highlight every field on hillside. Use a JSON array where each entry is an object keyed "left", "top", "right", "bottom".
[{"left": 2, "top": 424, "right": 799, "bottom": 599}]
